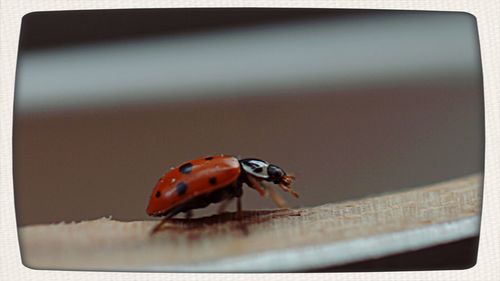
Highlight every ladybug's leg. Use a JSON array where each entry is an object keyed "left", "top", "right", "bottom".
[
  {"left": 150, "top": 218, "right": 170, "bottom": 236},
  {"left": 236, "top": 196, "right": 242, "bottom": 214},
  {"left": 185, "top": 210, "right": 193, "bottom": 220},
  {"left": 218, "top": 181, "right": 242, "bottom": 214},
  {"left": 247, "top": 175, "right": 288, "bottom": 208},
  {"left": 278, "top": 183, "right": 300, "bottom": 198},
  {"left": 235, "top": 196, "right": 250, "bottom": 235},
  {"left": 276, "top": 174, "right": 299, "bottom": 198},
  {"left": 266, "top": 184, "right": 289, "bottom": 208},
  {"left": 246, "top": 175, "right": 267, "bottom": 197},
  {"left": 150, "top": 208, "right": 182, "bottom": 236}
]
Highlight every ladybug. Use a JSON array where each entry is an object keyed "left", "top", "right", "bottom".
[{"left": 147, "top": 154, "right": 298, "bottom": 234}]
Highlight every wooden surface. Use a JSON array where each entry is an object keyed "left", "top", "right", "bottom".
[{"left": 18, "top": 174, "right": 482, "bottom": 272}]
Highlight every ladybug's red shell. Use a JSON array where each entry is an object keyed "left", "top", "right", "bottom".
[{"left": 146, "top": 155, "right": 241, "bottom": 216}]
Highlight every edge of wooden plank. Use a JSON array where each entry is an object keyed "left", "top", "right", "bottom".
[
  {"left": 19, "top": 173, "right": 482, "bottom": 271},
  {"left": 138, "top": 215, "right": 480, "bottom": 272}
]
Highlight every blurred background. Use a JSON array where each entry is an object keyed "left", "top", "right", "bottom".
[{"left": 13, "top": 9, "right": 483, "bottom": 226}]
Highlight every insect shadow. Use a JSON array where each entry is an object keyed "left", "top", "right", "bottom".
[{"left": 151, "top": 209, "right": 301, "bottom": 237}]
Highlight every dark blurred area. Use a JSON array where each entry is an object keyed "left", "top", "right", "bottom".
[
  {"left": 19, "top": 8, "right": 389, "bottom": 51},
  {"left": 309, "top": 236, "right": 480, "bottom": 272},
  {"left": 14, "top": 9, "right": 483, "bottom": 227}
]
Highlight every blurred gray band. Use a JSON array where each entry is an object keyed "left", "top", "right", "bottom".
[{"left": 15, "top": 13, "right": 479, "bottom": 112}]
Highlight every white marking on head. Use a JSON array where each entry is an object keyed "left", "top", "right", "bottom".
[{"left": 241, "top": 159, "right": 270, "bottom": 179}]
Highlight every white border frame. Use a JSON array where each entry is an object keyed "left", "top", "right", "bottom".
[{"left": 1, "top": 1, "right": 498, "bottom": 280}]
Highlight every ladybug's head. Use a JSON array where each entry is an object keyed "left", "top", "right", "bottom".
[
  {"left": 240, "top": 158, "right": 298, "bottom": 198},
  {"left": 267, "top": 164, "right": 297, "bottom": 197},
  {"left": 266, "top": 164, "right": 287, "bottom": 184}
]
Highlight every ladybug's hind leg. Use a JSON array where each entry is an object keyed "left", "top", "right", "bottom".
[
  {"left": 150, "top": 214, "right": 188, "bottom": 236},
  {"left": 150, "top": 217, "right": 170, "bottom": 236},
  {"left": 150, "top": 208, "right": 182, "bottom": 236}
]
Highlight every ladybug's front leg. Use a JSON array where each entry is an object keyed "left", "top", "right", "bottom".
[
  {"left": 246, "top": 175, "right": 267, "bottom": 197},
  {"left": 266, "top": 184, "right": 289, "bottom": 209},
  {"left": 247, "top": 175, "right": 288, "bottom": 208}
]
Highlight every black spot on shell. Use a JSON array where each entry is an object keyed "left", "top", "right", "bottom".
[
  {"left": 176, "top": 182, "right": 188, "bottom": 196},
  {"left": 155, "top": 191, "right": 161, "bottom": 198},
  {"left": 179, "top": 162, "right": 193, "bottom": 174},
  {"left": 205, "top": 156, "right": 214, "bottom": 160},
  {"left": 254, "top": 167, "right": 263, "bottom": 173},
  {"left": 209, "top": 176, "right": 217, "bottom": 185}
]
